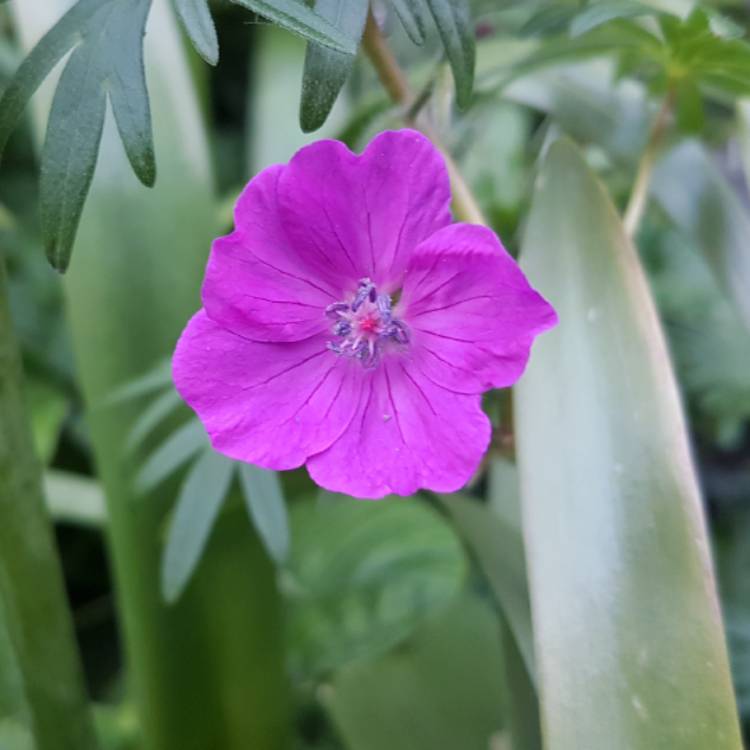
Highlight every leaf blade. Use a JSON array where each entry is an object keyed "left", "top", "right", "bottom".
[
  {"left": 299, "top": 0, "right": 368, "bottom": 133},
  {"left": 161, "top": 449, "right": 235, "bottom": 603},
  {"left": 515, "top": 138, "right": 743, "bottom": 749},
  {"left": 172, "top": 0, "right": 219, "bottom": 65},
  {"left": 238, "top": 463, "right": 290, "bottom": 564},
  {"left": 424, "top": 0, "right": 475, "bottom": 109},
  {"left": 230, "top": 0, "right": 357, "bottom": 54}
]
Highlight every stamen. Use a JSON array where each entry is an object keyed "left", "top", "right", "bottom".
[{"left": 326, "top": 277, "right": 409, "bottom": 368}]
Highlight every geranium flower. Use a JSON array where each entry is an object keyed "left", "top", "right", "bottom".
[{"left": 173, "top": 130, "right": 556, "bottom": 499}]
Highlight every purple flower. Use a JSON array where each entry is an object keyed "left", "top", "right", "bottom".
[{"left": 173, "top": 130, "right": 556, "bottom": 499}]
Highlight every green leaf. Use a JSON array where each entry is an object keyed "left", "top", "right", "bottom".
[
  {"left": 0, "top": 0, "right": 100, "bottom": 156},
  {"left": 173, "top": 0, "right": 219, "bottom": 65},
  {"left": 39, "top": 0, "right": 155, "bottom": 270},
  {"left": 230, "top": 0, "right": 358, "bottom": 54},
  {"left": 238, "top": 463, "right": 290, "bottom": 564},
  {"left": 388, "top": 0, "right": 427, "bottom": 45},
  {"left": 285, "top": 497, "right": 467, "bottom": 676},
  {"left": 105, "top": 358, "right": 172, "bottom": 405},
  {"left": 299, "top": 0, "right": 368, "bottom": 132},
  {"left": 514, "top": 138, "right": 743, "bottom": 749},
  {"left": 136, "top": 419, "right": 206, "bottom": 493},
  {"left": 325, "top": 595, "right": 506, "bottom": 750},
  {"left": 161, "top": 449, "right": 235, "bottom": 603},
  {"left": 521, "top": 6, "right": 580, "bottom": 37},
  {"left": 674, "top": 78, "right": 704, "bottom": 133},
  {"left": 651, "top": 141, "right": 750, "bottom": 333},
  {"left": 438, "top": 489, "right": 535, "bottom": 680},
  {"left": 424, "top": 0, "right": 475, "bottom": 110},
  {"left": 43, "top": 470, "right": 107, "bottom": 528},
  {"left": 125, "top": 388, "right": 182, "bottom": 453},
  {"left": 569, "top": 1, "right": 661, "bottom": 38}
]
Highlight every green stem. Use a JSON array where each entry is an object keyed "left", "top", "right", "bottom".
[
  {"left": 623, "top": 91, "right": 675, "bottom": 238},
  {"left": 0, "top": 254, "right": 99, "bottom": 750},
  {"left": 361, "top": 9, "right": 486, "bottom": 226}
]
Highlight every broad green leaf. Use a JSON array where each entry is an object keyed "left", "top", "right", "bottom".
[
  {"left": 136, "top": 418, "right": 206, "bottom": 492},
  {"left": 125, "top": 387, "right": 182, "bottom": 453},
  {"left": 44, "top": 470, "right": 107, "bottom": 527},
  {"left": 230, "top": 0, "right": 357, "bottom": 54},
  {"left": 39, "top": 0, "right": 155, "bottom": 270},
  {"left": 173, "top": 0, "right": 218, "bottom": 65},
  {"left": 285, "top": 498, "right": 467, "bottom": 676},
  {"left": 105, "top": 358, "right": 172, "bottom": 405},
  {"left": 424, "top": 0, "right": 475, "bottom": 110},
  {"left": 238, "top": 463, "right": 290, "bottom": 564},
  {"left": 570, "top": 1, "right": 661, "bottom": 38},
  {"left": 325, "top": 595, "right": 506, "bottom": 750},
  {"left": 438, "top": 491, "right": 535, "bottom": 679},
  {"left": 299, "top": 0, "right": 368, "bottom": 132},
  {"left": 161, "top": 449, "right": 235, "bottom": 603},
  {"left": 515, "top": 138, "right": 742, "bottom": 749},
  {"left": 388, "top": 0, "right": 426, "bottom": 45},
  {"left": 651, "top": 141, "right": 750, "bottom": 333}
]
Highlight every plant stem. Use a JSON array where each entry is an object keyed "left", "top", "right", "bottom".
[
  {"left": 361, "top": 9, "right": 486, "bottom": 226},
  {"left": 623, "top": 91, "right": 675, "bottom": 238},
  {"left": 0, "top": 255, "right": 99, "bottom": 750}
]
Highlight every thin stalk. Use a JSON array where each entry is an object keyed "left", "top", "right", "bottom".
[
  {"left": 0, "top": 255, "right": 99, "bottom": 750},
  {"left": 623, "top": 91, "right": 675, "bottom": 238},
  {"left": 361, "top": 9, "right": 486, "bottom": 226}
]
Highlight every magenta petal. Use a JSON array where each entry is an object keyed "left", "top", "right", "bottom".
[
  {"left": 202, "top": 165, "right": 336, "bottom": 342},
  {"left": 278, "top": 129, "right": 452, "bottom": 292},
  {"left": 400, "top": 223, "right": 557, "bottom": 393},
  {"left": 307, "top": 358, "right": 491, "bottom": 499},
  {"left": 172, "top": 311, "right": 363, "bottom": 470}
]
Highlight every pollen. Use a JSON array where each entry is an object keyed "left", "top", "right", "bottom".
[{"left": 326, "top": 278, "right": 409, "bottom": 368}]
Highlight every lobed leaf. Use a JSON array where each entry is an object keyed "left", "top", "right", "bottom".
[
  {"left": 238, "top": 463, "right": 290, "bottom": 564},
  {"left": 388, "top": 0, "right": 427, "bottom": 46},
  {"left": 161, "top": 449, "right": 235, "bottom": 603},
  {"left": 173, "top": 0, "right": 219, "bottom": 65},
  {"left": 424, "top": 0, "right": 475, "bottom": 110},
  {"left": 299, "top": 0, "right": 368, "bottom": 133},
  {"left": 39, "top": 0, "right": 155, "bottom": 270},
  {"left": 230, "top": 0, "right": 357, "bottom": 54}
]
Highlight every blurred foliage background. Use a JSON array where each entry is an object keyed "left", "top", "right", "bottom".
[{"left": 1, "top": 0, "right": 749, "bottom": 748}]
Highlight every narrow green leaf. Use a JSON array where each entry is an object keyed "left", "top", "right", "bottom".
[
  {"left": 44, "top": 470, "right": 107, "bottom": 528},
  {"left": 521, "top": 6, "right": 580, "bottom": 37},
  {"left": 238, "top": 463, "right": 290, "bottom": 564},
  {"left": 136, "top": 418, "right": 206, "bottom": 492},
  {"left": 651, "top": 141, "right": 750, "bottom": 334},
  {"left": 37, "top": 0, "right": 155, "bottom": 270},
  {"left": 438, "top": 490, "right": 535, "bottom": 679},
  {"left": 299, "top": 0, "right": 368, "bottom": 133},
  {"left": 515, "top": 138, "right": 743, "bottom": 749},
  {"left": 570, "top": 1, "right": 661, "bottom": 38},
  {"left": 286, "top": 498, "right": 466, "bottom": 676},
  {"left": 125, "top": 388, "right": 182, "bottom": 453},
  {"left": 230, "top": 0, "right": 357, "bottom": 54},
  {"left": 388, "top": 0, "right": 426, "bottom": 45},
  {"left": 0, "top": 0, "right": 101, "bottom": 156},
  {"left": 424, "top": 0, "right": 475, "bottom": 110},
  {"left": 173, "top": 0, "right": 219, "bottom": 65},
  {"left": 161, "top": 449, "right": 235, "bottom": 603},
  {"left": 105, "top": 358, "right": 172, "bottom": 405},
  {"left": 40, "top": 41, "right": 107, "bottom": 271}
]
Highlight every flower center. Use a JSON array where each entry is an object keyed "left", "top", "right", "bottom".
[{"left": 326, "top": 278, "right": 409, "bottom": 368}]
